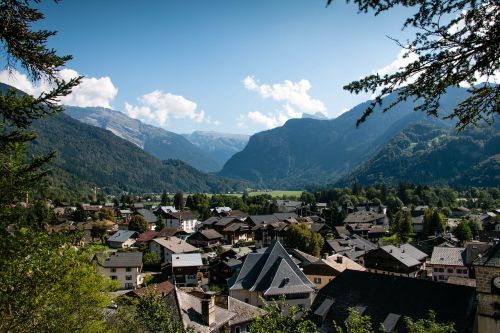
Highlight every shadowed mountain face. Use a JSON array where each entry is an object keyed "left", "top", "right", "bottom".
[
  {"left": 336, "top": 122, "right": 500, "bottom": 187},
  {"left": 219, "top": 87, "right": 498, "bottom": 188},
  {"left": 64, "top": 106, "right": 221, "bottom": 172},
  {"left": 29, "top": 112, "right": 247, "bottom": 194},
  {"left": 182, "top": 131, "right": 250, "bottom": 166}
]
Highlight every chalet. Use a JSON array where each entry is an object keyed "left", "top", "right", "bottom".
[
  {"left": 452, "top": 206, "right": 471, "bottom": 217},
  {"left": 412, "top": 215, "right": 424, "bottom": 233},
  {"left": 310, "top": 270, "right": 476, "bottom": 333},
  {"left": 135, "top": 230, "right": 160, "bottom": 247},
  {"left": 107, "top": 230, "right": 138, "bottom": 248},
  {"left": 212, "top": 206, "right": 232, "bottom": 216},
  {"left": 226, "top": 210, "right": 248, "bottom": 221},
  {"left": 163, "top": 210, "right": 199, "bottom": 233},
  {"left": 428, "top": 247, "right": 469, "bottom": 282},
  {"left": 154, "top": 205, "right": 178, "bottom": 218},
  {"left": 150, "top": 236, "right": 199, "bottom": 265},
  {"left": 358, "top": 244, "right": 427, "bottom": 277},
  {"left": 201, "top": 216, "right": 254, "bottom": 245},
  {"left": 172, "top": 253, "right": 203, "bottom": 287},
  {"left": 322, "top": 235, "right": 377, "bottom": 262},
  {"left": 176, "top": 289, "right": 263, "bottom": 333},
  {"left": 94, "top": 251, "right": 143, "bottom": 289},
  {"left": 310, "top": 222, "right": 332, "bottom": 237},
  {"left": 303, "top": 254, "right": 365, "bottom": 289},
  {"left": 276, "top": 200, "right": 303, "bottom": 213},
  {"left": 211, "top": 258, "right": 243, "bottom": 288},
  {"left": 346, "top": 223, "right": 388, "bottom": 242},
  {"left": 289, "top": 248, "right": 319, "bottom": 268},
  {"left": 126, "top": 281, "right": 175, "bottom": 299},
  {"left": 219, "top": 246, "right": 253, "bottom": 262},
  {"left": 229, "top": 240, "right": 315, "bottom": 309},
  {"left": 187, "top": 229, "right": 224, "bottom": 248},
  {"left": 344, "top": 211, "right": 387, "bottom": 225},
  {"left": 252, "top": 221, "right": 288, "bottom": 248},
  {"left": 133, "top": 209, "right": 158, "bottom": 230}
]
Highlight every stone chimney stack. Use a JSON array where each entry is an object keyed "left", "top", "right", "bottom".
[
  {"left": 336, "top": 255, "right": 343, "bottom": 264},
  {"left": 201, "top": 291, "right": 215, "bottom": 327}
]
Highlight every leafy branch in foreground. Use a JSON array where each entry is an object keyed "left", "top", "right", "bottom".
[{"left": 328, "top": 0, "right": 499, "bottom": 130}]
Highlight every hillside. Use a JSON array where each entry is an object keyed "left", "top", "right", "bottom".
[
  {"left": 336, "top": 122, "right": 500, "bottom": 187},
  {"left": 64, "top": 106, "right": 221, "bottom": 172},
  {"left": 28, "top": 112, "right": 246, "bottom": 196},
  {"left": 220, "top": 88, "right": 472, "bottom": 188},
  {"left": 182, "top": 131, "right": 250, "bottom": 166}
]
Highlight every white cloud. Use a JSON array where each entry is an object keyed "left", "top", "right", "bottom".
[
  {"left": 243, "top": 76, "right": 326, "bottom": 114},
  {"left": 240, "top": 76, "right": 327, "bottom": 129},
  {"left": 0, "top": 68, "right": 118, "bottom": 108},
  {"left": 124, "top": 90, "right": 209, "bottom": 127}
]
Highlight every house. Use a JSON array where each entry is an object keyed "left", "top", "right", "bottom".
[
  {"left": 187, "top": 229, "right": 224, "bottom": 248},
  {"left": 252, "top": 221, "right": 288, "bottom": 248},
  {"left": 94, "top": 251, "right": 143, "bottom": 289},
  {"left": 276, "top": 200, "right": 303, "bottom": 213},
  {"left": 452, "top": 206, "right": 471, "bottom": 217},
  {"left": 133, "top": 209, "right": 158, "bottom": 230},
  {"left": 322, "top": 234, "right": 377, "bottom": 262},
  {"left": 310, "top": 270, "right": 476, "bottom": 333},
  {"left": 172, "top": 253, "right": 203, "bottom": 287},
  {"left": 428, "top": 247, "right": 469, "bottom": 282},
  {"left": 289, "top": 248, "right": 320, "bottom": 268},
  {"left": 163, "top": 210, "right": 199, "bottom": 233},
  {"left": 229, "top": 240, "right": 316, "bottom": 309},
  {"left": 219, "top": 246, "right": 253, "bottom": 262},
  {"left": 303, "top": 254, "right": 365, "bottom": 289},
  {"left": 126, "top": 281, "right": 175, "bottom": 299},
  {"left": 211, "top": 258, "right": 243, "bottom": 289},
  {"left": 310, "top": 222, "right": 332, "bottom": 237},
  {"left": 176, "top": 289, "right": 263, "bottom": 333},
  {"left": 107, "top": 230, "right": 138, "bottom": 248},
  {"left": 358, "top": 244, "right": 427, "bottom": 278},
  {"left": 150, "top": 236, "right": 199, "bottom": 265},
  {"left": 344, "top": 211, "right": 387, "bottom": 225},
  {"left": 473, "top": 243, "right": 500, "bottom": 333},
  {"left": 212, "top": 206, "right": 232, "bottom": 216},
  {"left": 346, "top": 223, "right": 389, "bottom": 242},
  {"left": 412, "top": 215, "right": 424, "bottom": 233}
]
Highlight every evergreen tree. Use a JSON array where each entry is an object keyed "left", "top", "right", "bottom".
[
  {"left": 160, "top": 190, "right": 170, "bottom": 206},
  {"left": 173, "top": 192, "right": 184, "bottom": 210}
]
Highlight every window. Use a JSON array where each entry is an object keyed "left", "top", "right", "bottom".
[
  {"left": 110, "top": 268, "right": 116, "bottom": 273},
  {"left": 125, "top": 283, "right": 133, "bottom": 288},
  {"left": 235, "top": 327, "right": 241, "bottom": 333},
  {"left": 126, "top": 267, "right": 132, "bottom": 272},
  {"left": 447, "top": 268, "right": 453, "bottom": 273},
  {"left": 111, "top": 276, "right": 117, "bottom": 280},
  {"left": 456, "top": 269, "right": 462, "bottom": 274},
  {"left": 439, "top": 268, "right": 444, "bottom": 272},
  {"left": 314, "top": 277, "right": 322, "bottom": 284},
  {"left": 125, "top": 275, "right": 132, "bottom": 281},
  {"left": 244, "top": 298, "right": 249, "bottom": 304}
]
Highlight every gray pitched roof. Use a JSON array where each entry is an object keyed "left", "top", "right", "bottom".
[
  {"left": 198, "top": 229, "right": 224, "bottom": 240},
  {"left": 344, "top": 211, "right": 386, "bottom": 224},
  {"left": 381, "top": 245, "right": 421, "bottom": 268},
  {"left": 248, "top": 215, "right": 280, "bottom": 225},
  {"left": 473, "top": 242, "right": 500, "bottom": 267},
  {"left": 108, "top": 230, "right": 137, "bottom": 243},
  {"left": 172, "top": 253, "right": 203, "bottom": 267},
  {"left": 399, "top": 243, "right": 428, "bottom": 261},
  {"left": 135, "top": 209, "right": 158, "bottom": 224},
  {"left": 229, "top": 240, "right": 314, "bottom": 294},
  {"left": 153, "top": 236, "right": 198, "bottom": 254},
  {"left": 97, "top": 251, "right": 142, "bottom": 268},
  {"left": 430, "top": 247, "right": 466, "bottom": 266},
  {"left": 214, "top": 217, "right": 238, "bottom": 227}
]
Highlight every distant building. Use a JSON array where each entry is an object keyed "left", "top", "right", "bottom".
[
  {"left": 94, "top": 251, "right": 143, "bottom": 289},
  {"left": 303, "top": 254, "right": 365, "bottom": 289},
  {"left": 172, "top": 253, "right": 203, "bottom": 287},
  {"left": 358, "top": 244, "right": 427, "bottom": 278},
  {"left": 149, "top": 236, "right": 199, "bottom": 265},
  {"left": 428, "top": 247, "right": 469, "bottom": 282},
  {"left": 107, "top": 230, "right": 138, "bottom": 248}
]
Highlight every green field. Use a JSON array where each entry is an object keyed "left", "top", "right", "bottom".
[{"left": 248, "top": 190, "right": 303, "bottom": 198}]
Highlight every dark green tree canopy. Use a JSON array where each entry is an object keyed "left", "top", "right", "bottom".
[{"left": 328, "top": 0, "right": 499, "bottom": 130}]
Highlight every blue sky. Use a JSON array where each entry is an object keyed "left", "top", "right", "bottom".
[{"left": 0, "top": 0, "right": 417, "bottom": 134}]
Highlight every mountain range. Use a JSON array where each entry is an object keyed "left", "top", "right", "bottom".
[
  {"left": 29, "top": 112, "right": 247, "bottom": 196},
  {"left": 64, "top": 106, "right": 222, "bottom": 172},
  {"left": 219, "top": 87, "right": 499, "bottom": 188},
  {"left": 181, "top": 131, "right": 249, "bottom": 166}
]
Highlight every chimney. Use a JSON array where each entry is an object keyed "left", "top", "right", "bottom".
[
  {"left": 201, "top": 291, "right": 215, "bottom": 327},
  {"left": 336, "top": 255, "right": 343, "bottom": 264}
]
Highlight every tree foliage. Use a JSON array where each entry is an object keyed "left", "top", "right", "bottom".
[
  {"left": 284, "top": 223, "right": 324, "bottom": 257},
  {"left": 129, "top": 215, "right": 148, "bottom": 233},
  {"left": 328, "top": 0, "right": 499, "bottom": 130},
  {"left": 0, "top": 230, "right": 115, "bottom": 332},
  {"left": 453, "top": 220, "right": 473, "bottom": 243},
  {"left": 250, "top": 297, "right": 318, "bottom": 333}
]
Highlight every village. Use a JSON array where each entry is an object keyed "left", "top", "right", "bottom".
[{"left": 43, "top": 192, "right": 500, "bottom": 333}]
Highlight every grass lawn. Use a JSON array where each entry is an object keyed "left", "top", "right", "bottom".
[{"left": 248, "top": 190, "right": 303, "bottom": 198}]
